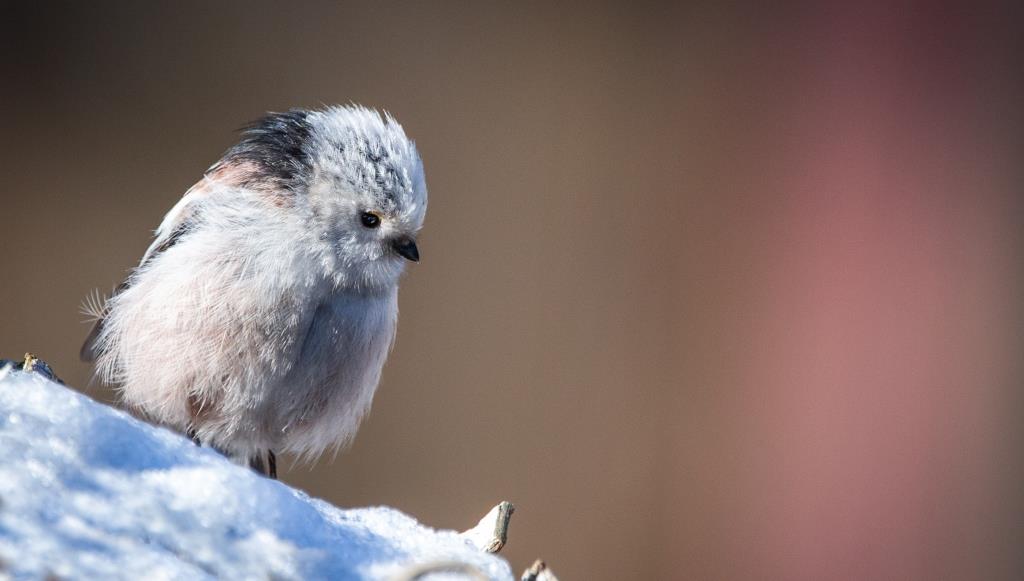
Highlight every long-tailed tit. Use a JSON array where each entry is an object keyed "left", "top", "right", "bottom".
[{"left": 82, "top": 106, "right": 427, "bottom": 478}]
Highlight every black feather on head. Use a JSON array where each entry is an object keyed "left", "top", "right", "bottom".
[{"left": 213, "top": 110, "right": 314, "bottom": 190}]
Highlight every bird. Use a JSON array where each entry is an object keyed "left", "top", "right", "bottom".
[{"left": 81, "top": 106, "right": 427, "bottom": 478}]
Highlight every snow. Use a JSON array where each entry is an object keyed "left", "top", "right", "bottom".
[{"left": 0, "top": 364, "right": 513, "bottom": 580}]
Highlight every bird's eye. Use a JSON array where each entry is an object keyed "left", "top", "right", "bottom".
[{"left": 360, "top": 212, "right": 381, "bottom": 229}]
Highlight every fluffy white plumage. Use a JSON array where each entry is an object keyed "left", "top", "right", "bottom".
[{"left": 83, "top": 106, "right": 427, "bottom": 468}]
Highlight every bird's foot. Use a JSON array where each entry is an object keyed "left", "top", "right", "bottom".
[{"left": 248, "top": 450, "right": 278, "bottom": 479}]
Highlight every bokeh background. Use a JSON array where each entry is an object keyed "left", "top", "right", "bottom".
[{"left": 2, "top": 2, "right": 1022, "bottom": 579}]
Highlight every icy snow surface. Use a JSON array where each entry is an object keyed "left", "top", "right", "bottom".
[{"left": 0, "top": 366, "right": 513, "bottom": 580}]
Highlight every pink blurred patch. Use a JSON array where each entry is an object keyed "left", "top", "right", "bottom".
[{"left": 735, "top": 3, "right": 1018, "bottom": 579}]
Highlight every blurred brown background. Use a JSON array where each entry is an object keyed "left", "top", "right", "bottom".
[{"left": 2, "top": 2, "right": 1022, "bottom": 579}]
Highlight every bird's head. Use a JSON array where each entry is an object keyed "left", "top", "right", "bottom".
[{"left": 213, "top": 106, "right": 427, "bottom": 292}]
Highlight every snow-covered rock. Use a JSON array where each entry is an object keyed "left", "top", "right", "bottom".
[{"left": 0, "top": 364, "right": 513, "bottom": 580}]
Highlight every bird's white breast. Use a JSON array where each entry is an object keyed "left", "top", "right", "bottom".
[{"left": 271, "top": 287, "right": 398, "bottom": 458}]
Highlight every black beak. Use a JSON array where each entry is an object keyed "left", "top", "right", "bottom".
[{"left": 392, "top": 236, "right": 420, "bottom": 262}]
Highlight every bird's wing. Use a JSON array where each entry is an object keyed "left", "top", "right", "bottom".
[
  {"left": 80, "top": 180, "right": 209, "bottom": 362},
  {"left": 138, "top": 187, "right": 203, "bottom": 268}
]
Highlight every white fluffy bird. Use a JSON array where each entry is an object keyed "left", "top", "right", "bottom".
[{"left": 82, "top": 106, "right": 427, "bottom": 478}]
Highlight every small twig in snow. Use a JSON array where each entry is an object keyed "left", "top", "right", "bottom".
[
  {"left": 460, "top": 501, "right": 515, "bottom": 553},
  {"left": 520, "top": 559, "right": 558, "bottom": 581}
]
